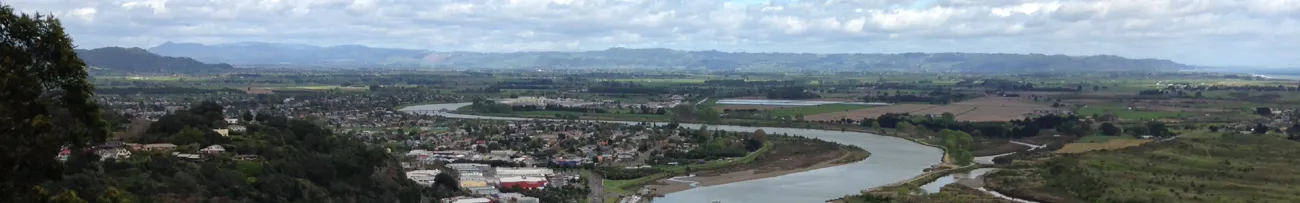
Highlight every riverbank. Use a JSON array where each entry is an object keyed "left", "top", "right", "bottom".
[{"left": 646, "top": 145, "right": 870, "bottom": 195}]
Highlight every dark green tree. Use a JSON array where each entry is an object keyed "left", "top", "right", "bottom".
[
  {"left": 1, "top": 5, "right": 108, "bottom": 201},
  {"left": 240, "top": 110, "right": 254, "bottom": 122},
  {"left": 1254, "top": 123, "right": 1269, "bottom": 134},
  {"left": 1099, "top": 123, "right": 1120, "bottom": 136}
]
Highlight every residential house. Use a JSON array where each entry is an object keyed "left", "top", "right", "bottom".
[
  {"left": 213, "top": 129, "right": 230, "bottom": 137},
  {"left": 140, "top": 143, "right": 177, "bottom": 152},
  {"left": 95, "top": 148, "right": 132, "bottom": 160},
  {"left": 495, "top": 193, "right": 540, "bottom": 203},
  {"left": 200, "top": 145, "right": 226, "bottom": 154},
  {"left": 234, "top": 154, "right": 261, "bottom": 161},
  {"left": 228, "top": 125, "right": 247, "bottom": 133},
  {"left": 172, "top": 152, "right": 202, "bottom": 160}
]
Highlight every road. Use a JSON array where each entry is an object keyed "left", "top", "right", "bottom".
[
  {"left": 584, "top": 170, "right": 606, "bottom": 203},
  {"left": 1009, "top": 140, "right": 1045, "bottom": 150},
  {"left": 973, "top": 152, "right": 1015, "bottom": 165}
]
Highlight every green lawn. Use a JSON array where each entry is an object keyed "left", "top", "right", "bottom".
[
  {"left": 767, "top": 104, "right": 876, "bottom": 117},
  {"left": 1077, "top": 105, "right": 1194, "bottom": 120},
  {"left": 1075, "top": 135, "right": 1137, "bottom": 143}
]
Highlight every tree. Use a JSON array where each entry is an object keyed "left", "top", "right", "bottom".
[
  {"left": 1209, "top": 125, "right": 1221, "bottom": 132},
  {"left": 694, "top": 107, "right": 720, "bottom": 123},
  {"left": 897, "top": 121, "right": 914, "bottom": 132},
  {"left": 1099, "top": 123, "right": 1120, "bottom": 136},
  {"left": 1256, "top": 107, "right": 1273, "bottom": 116},
  {"left": 1253, "top": 123, "right": 1269, "bottom": 134},
  {"left": 1, "top": 5, "right": 109, "bottom": 200},
  {"left": 1147, "top": 122, "right": 1172, "bottom": 137},
  {"left": 240, "top": 110, "right": 254, "bottom": 122},
  {"left": 671, "top": 104, "right": 695, "bottom": 120},
  {"left": 939, "top": 130, "right": 974, "bottom": 165},
  {"left": 870, "top": 121, "right": 881, "bottom": 130},
  {"left": 1288, "top": 123, "right": 1300, "bottom": 140},
  {"left": 49, "top": 190, "right": 87, "bottom": 203},
  {"left": 96, "top": 187, "right": 134, "bottom": 203},
  {"left": 940, "top": 112, "right": 956, "bottom": 122}
]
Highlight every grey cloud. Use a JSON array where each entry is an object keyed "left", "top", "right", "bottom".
[{"left": 4, "top": 0, "right": 1298, "bottom": 66}]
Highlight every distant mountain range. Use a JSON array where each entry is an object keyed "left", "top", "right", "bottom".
[
  {"left": 145, "top": 42, "right": 1197, "bottom": 72},
  {"left": 75, "top": 47, "right": 233, "bottom": 73},
  {"left": 148, "top": 41, "right": 431, "bottom": 66}
]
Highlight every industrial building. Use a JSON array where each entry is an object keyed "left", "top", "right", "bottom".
[{"left": 498, "top": 176, "right": 548, "bottom": 189}]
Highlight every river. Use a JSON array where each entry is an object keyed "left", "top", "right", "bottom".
[{"left": 400, "top": 103, "right": 943, "bottom": 203}]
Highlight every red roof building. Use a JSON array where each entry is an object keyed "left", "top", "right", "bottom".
[{"left": 498, "top": 176, "right": 547, "bottom": 189}]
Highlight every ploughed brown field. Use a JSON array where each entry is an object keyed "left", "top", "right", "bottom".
[{"left": 806, "top": 97, "right": 1057, "bottom": 122}]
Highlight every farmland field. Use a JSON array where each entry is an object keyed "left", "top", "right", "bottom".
[
  {"left": 1077, "top": 105, "right": 1194, "bottom": 120},
  {"left": 1055, "top": 136, "right": 1152, "bottom": 154},
  {"left": 805, "top": 104, "right": 938, "bottom": 121},
  {"left": 805, "top": 96, "right": 1058, "bottom": 122},
  {"left": 766, "top": 104, "right": 877, "bottom": 117}
]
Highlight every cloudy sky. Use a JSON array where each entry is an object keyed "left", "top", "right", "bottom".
[{"left": 8, "top": 0, "right": 1300, "bottom": 67}]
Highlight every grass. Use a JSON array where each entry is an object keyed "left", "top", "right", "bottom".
[
  {"left": 989, "top": 133, "right": 1300, "bottom": 203},
  {"left": 1074, "top": 135, "right": 1136, "bottom": 143},
  {"left": 1055, "top": 135, "right": 1152, "bottom": 154},
  {"left": 1077, "top": 105, "right": 1194, "bottom": 120},
  {"left": 767, "top": 104, "right": 876, "bottom": 117}
]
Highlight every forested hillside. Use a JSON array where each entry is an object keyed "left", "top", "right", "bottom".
[{"left": 44, "top": 102, "right": 452, "bottom": 202}]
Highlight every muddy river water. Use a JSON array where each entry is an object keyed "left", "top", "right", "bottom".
[{"left": 401, "top": 103, "right": 943, "bottom": 203}]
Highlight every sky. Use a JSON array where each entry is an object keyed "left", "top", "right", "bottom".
[{"left": 8, "top": 0, "right": 1300, "bottom": 67}]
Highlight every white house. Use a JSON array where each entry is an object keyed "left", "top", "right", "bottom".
[
  {"left": 96, "top": 148, "right": 131, "bottom": 160},
  {"left": 228, "top": 125, "right": 247, "bottom": 133},
  {"left": 200, "top": 145, "right": 226, "bottom": 154},
  {"left": 406, "top": 169, "right": 441, "bottom": 186},
  {"left": 213, "top": 129, "right": 230, "bottom": 137}
]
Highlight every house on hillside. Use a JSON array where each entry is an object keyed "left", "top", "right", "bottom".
[
  {"left": 200, "top": 145, "right": 226, "bottom": 154},
  {"left": 139, "top": 143, "right": 177, "bottom": 152},
  {"left": 213, "top": 129, "right": 230, "bottom": 137},
  {"left": 95, "top": 148, "right": 132, "bottom": 160}
]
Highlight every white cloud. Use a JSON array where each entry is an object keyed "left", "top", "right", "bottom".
[{"left": 4, "top": 0, "right": 1298, "bottom": 66}]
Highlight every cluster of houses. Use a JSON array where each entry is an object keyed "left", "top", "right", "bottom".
[{"left": 56, "top": 141, "right": 236, "bottom": 162}]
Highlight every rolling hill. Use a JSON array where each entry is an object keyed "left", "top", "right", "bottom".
[
  {"left": 148, "top": 41, "right": 431, "bottom": 66},
  {"left": 75, "top": 47, "right": 233, "bottom": 74},
  {"left": 146, "top": 42, "right": 1196, "bottom": 72}
]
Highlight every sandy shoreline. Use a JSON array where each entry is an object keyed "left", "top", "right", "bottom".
[{"left": 644, "top": 152, "right": 859, "bottom": 195}]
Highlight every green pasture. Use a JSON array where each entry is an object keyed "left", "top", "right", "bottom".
[{"left": 766, "top": 104, "right": 877, "bottom": 117}]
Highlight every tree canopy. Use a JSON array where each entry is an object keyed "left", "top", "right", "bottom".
[{"left": 1, "top": 4, "right": 109, "bottom": 201}]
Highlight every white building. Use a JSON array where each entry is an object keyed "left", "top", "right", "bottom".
[
  {"left": 405, "top": 169, "right": 441, "bottom": 186},
  {"left": 449, "top": 197, "right": 491, "bottom": 203},
  {"left": 496, "top": 167, "right": 555, "bottom": 177},
  {"left": 96, "top": 148, "right": 132, "bottom": 160},
  {"left": 200, "top": 145, "right": 226, "bottom": 154},
  {"left": 496, "top": 193, "right": 540, "bottom": 203}
]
